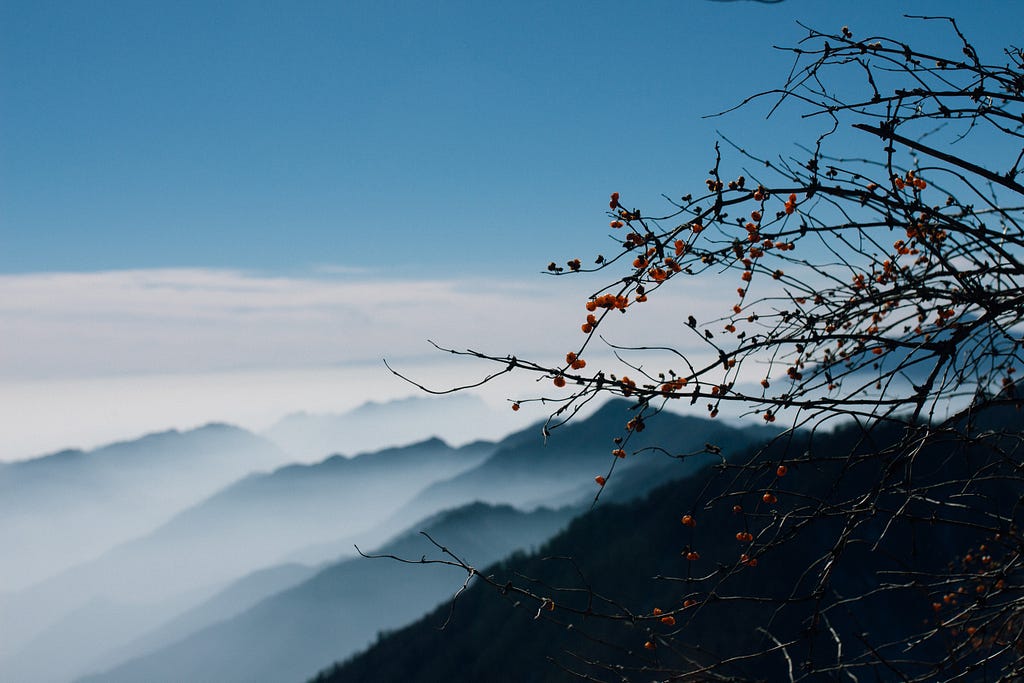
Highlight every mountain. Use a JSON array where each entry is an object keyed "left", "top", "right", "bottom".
[
  {"left": 78, "top": 501, "right": 577, "bottom": 683},
  {"left": 0, "top": 437, "right": 494, "bottom": 683},
  {"left": 0, "top": 423, "right": 287, "bottom": 593},
  {"left": 312, "top": 416, "right": 1024, "bottom": 683},
  {"left": 77, "top": 404, "right": 773, "bottom": 683},
  {"left": 73, "top": 562, "right": 321, "bottom": 681},
  {"left": 366, "top": 400, "right": 777, "bottom": 544},
  {"left": 2, "top": 399, "right": 775, "bottom": 683},
  {"left": 264, "top": 393, "right": 518, "bottom": 462}
]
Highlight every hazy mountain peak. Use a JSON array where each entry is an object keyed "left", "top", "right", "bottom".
[{"left": 263, "top": 393, "right": 520, "bottom": 463}]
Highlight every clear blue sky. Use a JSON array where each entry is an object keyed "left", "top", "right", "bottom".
[{"left": 4, "top": 0, "right": 1021, "bottom": 277}]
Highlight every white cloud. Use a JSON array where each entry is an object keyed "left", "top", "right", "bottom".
[
  {"left": 0, "top": 268, "right": 552, "bottom": 378},
  {"left": 0, "top": 267, "right": 741, "bottom": 460},
  {"left": 0, "top": 267, "right": 738, "bottom": 379}
]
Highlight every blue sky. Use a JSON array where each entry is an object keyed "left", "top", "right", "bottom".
[
  {"left": 5, "top": 0, "right": 1021, "bottom": 276},
  {"left": 2, "top": 0, "right": 1022, "bottom": 458}
]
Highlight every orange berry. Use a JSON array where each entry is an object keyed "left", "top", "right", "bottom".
[
  {"left": 511, "top": 403, "right": 520, "bottom": 411},
  {"left": 595, "top": 475, "right": 606, "bottom": 486},
  {"left": 553, "top": 376, "right": 566, "bottom": 388},
  {"left": 776, "top": 465, "right": 788, "bottom": 477},
  {"left": 644, "top": 641, "right": 655, "bottom": 650},
  {"left": 660, "top": 615, "right": 676, "bottom": 625},
  {"left": 762, "top": 492, "right": 777, "bottom": 504},
  {"left": 612, "top": 449, "right": 626, "bottom": 458}
]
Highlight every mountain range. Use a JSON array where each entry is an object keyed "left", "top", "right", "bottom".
[
  {"left": 313, "top": 412, "right": 1024, "bottom": 683},
  {"left": 0, "top": 423, "right": 288, "bottom": 593},
  {"left": 263, "top": 393, "right": 519, "bottom": 462},
  {"left": 0, "top": 396, "right": 778, "bottom": 683},
  {"left": 78, "top": 501, "right": 576, "bottom": 683},
  {"left": 0, "top": 437, "right": 493, "bottom": 683}
]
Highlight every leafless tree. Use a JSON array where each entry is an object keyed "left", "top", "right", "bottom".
[{"left": 389, "top": 17, "right": 1024, "bottom": 681}]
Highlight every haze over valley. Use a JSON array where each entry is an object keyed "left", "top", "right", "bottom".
[{"left": 0, "top": 395, "right": 775, "bottom": 683}]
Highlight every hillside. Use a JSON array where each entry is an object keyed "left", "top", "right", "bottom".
[{"left": 313, "top": 416, "right": 1024, "bottom": 682}]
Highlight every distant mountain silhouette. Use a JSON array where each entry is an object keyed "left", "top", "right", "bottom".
[
  {"left": 0, "top": 437, "right": 493, "bottom": 683},
  {"left": 368, "top": 400, "right": 776, "bottom": 543},
  {"left": 73, "top": 403, "right": 775, "bottom": 683},
  {"left": 264, "top": 393, "right": 518, "bottom": 462},
  {"left": 77, "top": 502, "right": 576, "bottom": 683},
  {"left": 1, "top": 399, "right": 777, "bottom": 683},
  {"left": 76, "top": 562, "right": 321, "bottom": 681},
  {"left": 0, "top": 423, "right": 287, "bottom": 593}
]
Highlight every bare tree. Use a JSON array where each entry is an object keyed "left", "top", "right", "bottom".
[{"left": 388, "top": 17, "right": 1024, "bottom": 681}]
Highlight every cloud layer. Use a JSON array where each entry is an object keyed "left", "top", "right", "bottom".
[{"left": 0, "top": 267, "right": 737, "bottom": 460}]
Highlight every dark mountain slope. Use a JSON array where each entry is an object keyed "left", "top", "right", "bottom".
[{"left": 314, "top": 415, "right": 1024, "bottom": 683}]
